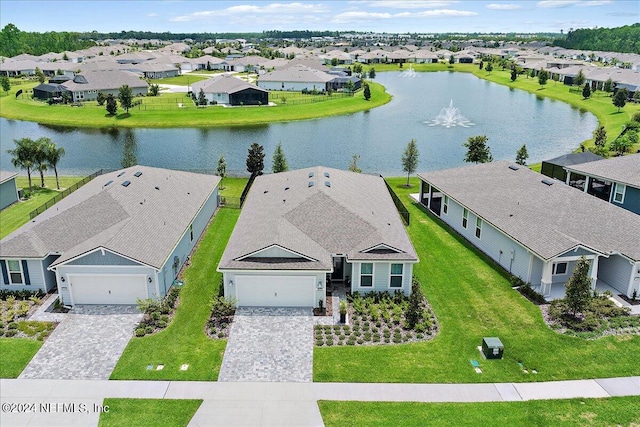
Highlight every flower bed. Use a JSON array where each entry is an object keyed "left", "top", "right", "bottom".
[
  {"left": 0, "top": 292, "right": 55, "bottom": 340},
  {"left": 207, "top": 296, "right": 236, "bottom": 339},
  {"left": 134, "top": 288, "right": 181, "bottom": 337}
]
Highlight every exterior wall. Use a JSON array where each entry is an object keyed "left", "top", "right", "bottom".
[
  {"left": 206, "top": 92, "right": 230, "bottom": 105},
  {"left": 599, "top": 254, "right": 634, "bottom": 296},
  {"left": 56, "top": 264, "right": 157, "bottom": 305},
  {"left": 612, "top": 184, "right": 640, "bottom": 215},
  {"left": 350, "top": 261, "right": 413, "bottom": 296},
  {"left": 530, "top": 256, "right": 543, "bottom": 285},
  {"left": 42, "top": 254, "right": 59, "bottom": 291},
  {"left": 66, "top": 250, "right": 140, "bottom": 266},
  {"left": 0, "top": 178, "right": 19, "bottom": 210},
  {"left": 158, "top": 186, "right": 219, "bottom": 296},
  {"left": 222, "top": 270, "right": 326, "bottom": 307},
  {"left": 258, "top": 80, "right": 327, "bottom": 92},
  {"left": 71, "top": 86, "right": 147, "bottom": 102},
  {"left": 0, "top": 258, "right": 49, "bottom": 292},
  {"left": 440, "top": 197, "right": 531, "bottom": 281}
]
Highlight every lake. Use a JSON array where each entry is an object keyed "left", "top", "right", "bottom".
[{"left": 0, "top": 71, "right": 598, "bottom": 176}]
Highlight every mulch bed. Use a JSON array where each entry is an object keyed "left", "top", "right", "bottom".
[{"left": 618, "top": 294, "right": 640, "bottom": 305}]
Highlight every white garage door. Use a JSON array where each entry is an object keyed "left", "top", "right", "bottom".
[
  {"left": 235, "top": 275, "right": 315, "bottom": 307},
  {"left": 69, "top": 274, "right": 148, "bottom": 305}
]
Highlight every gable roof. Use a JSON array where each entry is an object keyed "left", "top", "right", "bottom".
[
  {"left": 62, "top": 70, "right": 148, "bottom": 92},
  {"left": 564, "top": 154, "right": 640, "bottom": 189},
  {"left": 542, "top": 152, "right": 603, "bottom": 168},
  {"left": 191, "top": 74, "right": 267, "bottom": 95},
  {"left": 258, "top": 65, "right": 335, "bottom": 84},
  {"left": 418, "top": 161, "right": 640, "bottom": 262},
  {"left": 219, "top": 167, "right": 418, "bottom": 271},
  {"left": 0, "top": 171, "right": 18, "bottom": 185},
  {"left": 0, "top": 166, "right": 220, "bottom": 269}
]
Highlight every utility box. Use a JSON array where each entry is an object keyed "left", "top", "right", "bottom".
[{"left": 482, "top": 337, "right": 504, "bottom": 359}]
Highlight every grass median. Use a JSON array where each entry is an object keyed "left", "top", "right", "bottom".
[{"left": 98, "top": 398, "right": 202, "bottom": 427}]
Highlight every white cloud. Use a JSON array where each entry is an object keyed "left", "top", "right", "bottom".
[
  {"left": 171, "top": 2, "right": 328, "bottom": 22},
  {"left": 578, "top": 1, "right": 612, "bottom": 6},
  {"left": 350, "top": 1, "right": 459, "bottom": 8},
  {"left": 332, "top": 8, "right": 476, "bottom": 23},
  {"left": 486, "top": 3, "right": 521, "bottom": 10},
  {"left": 537, "top": 0, "right": 580, "bottom": 8},
  {"left": 147, "top": 13, "right": 159, "bottom": 17}
]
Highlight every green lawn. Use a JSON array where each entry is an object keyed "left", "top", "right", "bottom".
[
  {"left": 110, "top": 208, "right": 239, "bottom": 381},
  {"left": 98, "top": 399, "right": 202, "bottom": 427},
  {"left": 0, "top": 81, "right": 391, "bottom": 128},
  {"left": 319, "top": 397, "right": 640, "bottom": 427},
  {"left": 0, "top": 338, "right": 42, "bottom": 378},
  {"left": 313, "top": 178, "right": 640, "bottom": 383},
  {"left": 0, "top": 176, "right": 85, "bottom": 239},
  {"left": 219, "top": 177, "right": 249, "bottom": 199},
  {"left": 150, "top": 75, "right": 209, "bottom": 86}
]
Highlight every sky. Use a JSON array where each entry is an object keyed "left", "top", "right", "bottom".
[{"left": 1, "top": 0, "right": 638, "bottom": 34}]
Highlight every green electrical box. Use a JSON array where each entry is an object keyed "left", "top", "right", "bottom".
[{"left": 482, "top": 337, "right": 504, "bottom": 359}]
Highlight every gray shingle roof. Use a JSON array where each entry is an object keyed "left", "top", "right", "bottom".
[
  {"left": 191, "top": 74, "right": 266, "bottom": 95},
  {"left": 62, "top": 70, "right": 148, "bottom": 92},
  {"left": 0, "top": 166, "right": 220, "bottom": 269},
  {"left": 258, "top": 65, "right": 335, "bottom": 84},
  {"left": 564, "top": 154, "right": 640, "bottom": 189},
  {"left": 219, "top": 167, "right": 418, "bottom": 271},
  {"left": 0, "top": 171, "right": 18, "bottom": 185},
  {"left": 418, "top": 161, "right": 640, "bottom": 261},
  {"left": 543, "top": 152, "right": 603, "bottom": 167}
]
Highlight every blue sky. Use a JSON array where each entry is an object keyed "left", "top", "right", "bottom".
[{"left": 1, "top": 1, "right": 638, "bottom": 34}]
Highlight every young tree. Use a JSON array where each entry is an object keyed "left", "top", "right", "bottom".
[
  {"left": 345, "top": 79, "right": 355, "bottom": 93},
  {"left": 401, "top": 139, "right": 419, "bottom": 187},
  {"left": 0, "top": 76, "right": 10, "bottom": 94},
  {"left": 449, "top": 54, "right": 455, "bottom": 65},
  {"left": 463, "top": 135, "right": 493, "bottom": 164},
  {"left": 96, "top": 91, "right": 106, "bottom": 106},
  {"left": 246, "top": 142, "right": 265, "bottom": 176},
  {"left": 216, "top": 155, "right": 227, "bottom": 179},
  {"left": 368, "top": 67, "right": 376, "bottom": 79},
  {"left": 485, "top": 62, "right": 493, "bottom": 74},
  {"left": 44, "top": 140, "right": 65, "bottom": 189},
  {"left": 197, "top": 88, "right": 207, "bottom": 106},
  {"left": 478, "top": 60, "right": 484, "bottom": 70},
  {"left": 363, "top": 82, "right": 371, "bottom": 101},
  {"left": 272, "top": 142, "right": 288, "bottom": 173},
  {"left": 118, "top": 84, "right": 134, "bottom": 113},
  {"left": 529, "top": 68, "right": 536, "bottom": 79},
  {"left": 538, "top": 69, "right": 549, "bottom": 88},
  {"left": 515, "top": 144, "right": 529, "bottom": 166},
  {"left": 7, "top": 138, "right": 37, "bottom": 190},
  {"left": 593, "top": 125, "right": 607, "bottom": 149},
  {"left": 510, "top": 67, "right": 517, "bottom": 82},
  {"left": 582, "top": 83, "right": 591, "bottom": 99},
  {"left": 348, "top": 154, "right": 362, "bottom": 173},
  {"left": 564, "top": 256, "right": 592, "bottom": 317},
  {"left": 149, "top": 84, "right": 159, "bottom": 97},
  {"left": 105, "top": 94, "right": 118, "bottom": 115},
  {"left": 613, "top": 88, "right": 628, "bottom": 112},
  {"left": 574, "top": 69, "right": 585, "bottom": 86},
  {"left": 35, "top": 67, "right": 45, "bottom": 84},
  {"left": 352, "top": 62, "right": 363, "bottom": 76},
  {"left": 610, "top": 135, "right": 632, "bottom": 156},
  {"left": 405, "top": 276, "right": 425, "bottom": 329},
  {"left": 603, "top": 77, "right": 614, "bottom": 94}
]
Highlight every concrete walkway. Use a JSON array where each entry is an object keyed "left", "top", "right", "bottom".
[
  {"left": 1, "top": 377, "right": 638, "bottom": 427},
  {"left": 19, "top": 305, "right": 142, "bottom": 380}
]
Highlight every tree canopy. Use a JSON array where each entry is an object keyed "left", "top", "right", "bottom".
[
  {"left": 401, "top": 139, "right": 419, "bottom": 187},
  {"left": 463, "top": 135, "right": 493, "bottom": 164},
  {"left": 553, "top": 23, "right": 640, "bottom": 54},
  {"left": 0, "top": 23, "right": 95, "bottom": 57},
  {"left": 246, "top": 143, "right": 265, "bottom": 176},
  {"left": 272, "top": 142, "right": 288, "bottom": 173}
]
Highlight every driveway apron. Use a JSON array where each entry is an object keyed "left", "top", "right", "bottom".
[
  {"left": 219, "top": 307, "right": 314, "bottom": 382},
  {"left": 19, "top": 305, "right": 142, "bottom": 380}
]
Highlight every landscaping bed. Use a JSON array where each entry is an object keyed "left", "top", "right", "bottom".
[
  {"left": 0, "top": 290, "right": 55, "bottom": 340},
  {"left": 207, "top": 296, "right": 235, "bottom": 339},
  {"left": 315, "top": 280, "right": 439, "bottom": 347},
  {"left": 134, "top": 287, "right": 181, "bottom": 337}
]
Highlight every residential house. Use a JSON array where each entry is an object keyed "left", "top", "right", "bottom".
[
  {"left": 0, "top": 166, "right": 220, "bottom": 305},
  {"left": 541, "top": 152, "right": 604, "bottom": 182},
  {"left": 0, "top": 171, "right": 19, "bottom": 210},
  {"left": 418, "top": 161, "right": 640, "bottom": 299},
  {"left": 218, "top": 167, "right": 419, "bottom": 308},
  {"left": 257, "top": 65, "right": 335, "bottom": 92},
  {"left": 564, "top": 154, "right": 640, "bottom": 215},
  {"left": 32, "top": 83, "right": 67, "bottom": 101},
  {"left": 62, "top": 70, "right": 148, "bottom": 102},
  {"left": 190, "top": 74, "right": 268, "bottom": 106}
]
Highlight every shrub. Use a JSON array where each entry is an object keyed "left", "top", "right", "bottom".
[
  {"left": 316, "top": 339, "right": 324, "bottom": 346},
  {"left": 144, "top": 326, "right": 154, "bottom": 334},
  {"left": 5, "top": 329, "right": 17, "bottom": 337},
  {"left": 156, "top": 320, "right": 167, "bottom": 329},
  {"left": 135, "top": 328, "right": 146, "bottom": 337},
  {"left": 8, "top": 322, "right": 18, "bottom": 330},
  {"left": 517, "top": 283, "right": 547, "bottom": 305},
  {"left": 210, "top": 296, "right": 236, "bottom": 318},
  {"left": 0, "top": 330, "right": 4, "bottom": 337}
]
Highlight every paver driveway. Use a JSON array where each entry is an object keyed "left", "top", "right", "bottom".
[
  {"left": 19, "top": 305, "right": 142, "bottom": 380},
  {"left": 218, "top": 307, "right": 314, "bottom": 382}
]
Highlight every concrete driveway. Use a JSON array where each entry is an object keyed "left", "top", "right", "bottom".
[
  {"left": 218, "top": 307, "right": 314, "bottom": 382},
  {"left": 19, "top": 305, "right": 142, "bottom": 380}
]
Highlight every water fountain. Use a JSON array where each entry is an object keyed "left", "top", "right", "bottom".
[
  {"left": 400, "top": 64, "right": 417, "bottom": 77},
  {"left": 426, "top": 99, "right": 474, "bottom": 127}
]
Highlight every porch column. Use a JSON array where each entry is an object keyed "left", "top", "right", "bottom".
[
  {"left": 427, "top": 184, "right": 432, "bottom": 210},
  {"left": 589, "top": 256, "right": 599, "bottom": 291},
  {"left": 541, "top": 261, "right": 553, "bottom": 298},
  {"left": 583, "top": 176, "right": 590, "bottom": 193},
  {"left": 565, "top": 172, "right": 571, "bottom": 185}
]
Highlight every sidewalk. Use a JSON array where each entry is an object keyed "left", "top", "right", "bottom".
[{"left": 1, "top": 377, "right": 638, "bottom": 427}]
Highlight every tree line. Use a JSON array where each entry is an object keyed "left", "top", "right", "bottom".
[
  {"left": 0, "top": 24, "right": 95, "bottom": 58},
  {"left": 552, "top": 23, "right": 640, "bottom": 54}
]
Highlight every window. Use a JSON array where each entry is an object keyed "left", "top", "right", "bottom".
[
  {"left": 389, "top": 264, "right": 403, "bottom": 288},
  {"left": 613, "top": 184, "right": 626, "bottom": 204},
  {"left": 360, "top": 263, "right": 373, "bottom": 287},
  {"left": 553, "top": 262, "right": 568, "bottom": 275},
  {"left": 189, "top": 224, "right": 194, "bottom": 241},
  {"left": 462, "top": 208, "right": 468, "bottom": 229},
  {"left": 443, "top": 195, "right": 449, "bottom": 215},
  {"left": 7, "top": 260, "right": 23, "bottom": 284},
  {"left": 475, "top": 217, "right": 482, "bottom": 239}
]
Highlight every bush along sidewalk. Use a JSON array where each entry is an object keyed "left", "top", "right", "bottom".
[
  {"left": 207, "top": 296, "right": 236, "bottom": 339},
  {"left": 314, "top": 276, "right": 439, "bottom": 347},
  {"left": 134, "top": 288, "right": 181, "bottom": 337}
]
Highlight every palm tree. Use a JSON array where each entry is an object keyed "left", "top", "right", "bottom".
[
  {"left": 33, "top": 138, "right": 51, "bottom": 187},
  {"left": 45, "top": 140, "right": 65, "bottom": 190},
  {"left": 7, "top": 138, "right": 37, "bottom": 190}
]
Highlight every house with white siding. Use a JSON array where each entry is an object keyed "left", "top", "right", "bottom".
[
  {"left": 218, "top": 167, "right": 418, "bottom": 308},
  {"left": 0, "top": 171, "right": 19, "bottom": 211},
  {"left": 0, "top": 166, "right": 220, "bottom": 306},
  {"left": 190, "top": 74, "right": 268, "bottom": 106},
  {"left": 418, "top": 161, "right": 640, "bottom": 300}
]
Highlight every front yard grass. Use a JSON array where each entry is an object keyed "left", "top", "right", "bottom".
[
  {"left": 0, "top": 176, "right": 84, "bottom": 239},
  {"left": 98, "top": 398, "right": 202, "bottom": 427},
  {"left": 312, "top": 178, "right": 640, "bottom": 383},
  {"left": 319, "top": 396, "right": 640, "bottom": 427},
  {"left": 110, "top": 208, "right": 239, "bottom": 381},
  {"left": 0, "top": 338, "right": 42, "bottom": 378}
]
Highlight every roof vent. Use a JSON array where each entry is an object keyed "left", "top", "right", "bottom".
[
  {"left": 284, "top": 187, "right": 289, "bottom": 191},
  {"left": 508, "top": 165, "right": 519, "bottom": 171},
  {"left": 154, "top": 186, "right": 160, "bottom": 190},
  {"left": 308, "top": 171, "right": 314, "bottom": 178},
  {"left": 325, "top": 181, "right": 331, "bottom": 188},
  {"left": 264, "top": 190, "right": 269, "bottom": 194},
  {"left": 541, "top": 179, "right": 554, "bottom": 186},
  {"left": 103, "top": 180, "right": 113, "bottom": 187},
  {"left": 117, "top": 172, "right": 126, "bottom": 177},
  {"left": 134, "top": 171, "right": 142, "bottom": 177},
  {"left": 308, "top": 181, "right": 314, "bottom": 187},
  {"left": 122, "top": 180, "right": 131, "bottom": 187},
  {"left": 324, "top": 172, "right": 330, "bottom": 178}
]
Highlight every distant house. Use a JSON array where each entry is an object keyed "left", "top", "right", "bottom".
[
  {"left": 0, "top": 171, "right": 19, "bottom": 211},
  {"left": 190, "top": 74, "right": 268, "bottom": 106},
  {"left": 541, "top": 152, "right": 603, "bottom": 182},
  {"left": 0, "top": 166, "right": 220, "bottom": 305},
  {"left": 62, "top": 70, "right": 148, "bottom": 102},
  {"left": 564, "top": 154, "right": 640, "bottom": 215},
  {"left": 257, "top": 65, "right": 336, "bottom": 92},
  {"left": 418, "top": 161, "right": 640, "bottom": 300}
]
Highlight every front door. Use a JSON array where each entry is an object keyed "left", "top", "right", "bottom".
[{"left": 332, "top": 257, "right": 344, "bottom": 281}]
